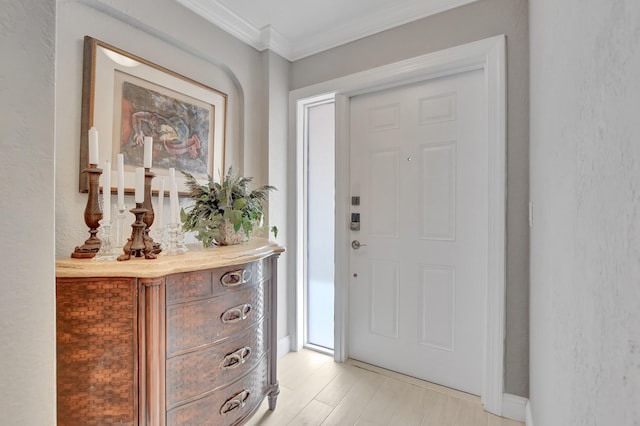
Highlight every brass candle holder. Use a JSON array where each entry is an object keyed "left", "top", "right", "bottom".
[
  {"left": 71, "top": 164, "right": 103, "bottom": 258},
  {"left": 143, "top": 168, "right": 162, "bottom": 254},
  {"left": 117, "top": 203, "right": 157, "bottom": 261}
]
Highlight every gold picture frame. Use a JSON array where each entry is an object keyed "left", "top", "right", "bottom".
[{"left": 79, "top": 36, "right": 226, "bottom": 194}]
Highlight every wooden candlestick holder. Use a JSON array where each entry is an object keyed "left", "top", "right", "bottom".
[
  {"left": 71, "top": 164, "right": 103, "bottom": 258},
  {"left": 118, "top": 203, "right": 157, "bottom": 261},
  {"left": 143, "top": 168, "right": 162, "bottom": 254}
]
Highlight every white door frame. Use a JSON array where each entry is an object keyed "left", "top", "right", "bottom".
[{"left": 288, "top": 35, "right": 506, "bottom": 415}]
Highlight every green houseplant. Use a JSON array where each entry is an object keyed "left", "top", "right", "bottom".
[{"left": 180, "top": 166, "right": 276, "bottom": 247}]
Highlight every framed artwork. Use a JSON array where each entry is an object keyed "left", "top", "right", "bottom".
[{"left": 79, "top": 36, "right": 227, "bottom": 194}]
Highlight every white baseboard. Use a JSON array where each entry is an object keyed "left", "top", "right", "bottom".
[
  {"left": 525, "top": 399, "right": 534, "bottom": 426},
  {"left": 277, "top": 335, "right": 291, "bottom": 358},
  {"left": 502, "top": 393, "right": 527, "bottom": 422}
]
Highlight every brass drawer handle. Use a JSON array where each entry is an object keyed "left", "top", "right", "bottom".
[
  {"left": 219, "top": 346, "right": 252, "bottom": 370},
  {"left": 220, "top": 303, "right": 252, "bottom": 324},
  {"left": 221, "top": 269, "right": 252, "bottom": 287},
  {"left": 219, "top": 389, "right": 250, "bottom": 416}
]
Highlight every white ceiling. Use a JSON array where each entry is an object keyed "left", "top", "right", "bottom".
[{"left": 176, "top": 0, "right": 479, "bottom": 61}]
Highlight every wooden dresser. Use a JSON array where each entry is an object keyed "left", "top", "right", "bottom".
[{"left": 56, "top": 239, "right": 283, "bottom": 426}]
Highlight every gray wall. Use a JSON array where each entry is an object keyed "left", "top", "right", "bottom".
[
  {"left": 529, "top": 1, "right": 640, "bottom": 424},
  {"left": 0, "top": 0, "right": 57, "bottom": 423},
  {"left": 290, "top": 0, "right": 530, "bottom": 397}
]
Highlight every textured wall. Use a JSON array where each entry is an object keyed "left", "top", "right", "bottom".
[
  {"left": 529, "top": 1, "right": 640, "bottom": 424},
  {"left": 0, "top": 0, "right": 57, "bottom": 422},
  {"left": 290, "top": 0, "right": 530, "bottom": 397}
]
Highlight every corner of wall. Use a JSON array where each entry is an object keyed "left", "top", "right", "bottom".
[
  {"left": 525, "top": 399, "right": 534, "bottom": 426},
  {"left": 502, "top": 393, "right": 528, "bottom": 423},
  {"left": 277, "top": 335, "right": 291, "bottom": 358}
]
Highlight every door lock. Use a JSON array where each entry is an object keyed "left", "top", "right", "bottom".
[
  {"left": 350, "top": 213, "right": 360, "bottom": 231},
  {"left": 351, "top": 240, "right": 367, "bottom": 249}
]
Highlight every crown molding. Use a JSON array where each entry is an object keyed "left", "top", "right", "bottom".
[
  {"left": 260, "top": 25, "right": 293, "bottom": 59},
  {"left": 176, "top": 0, "right": 479, "bottom": 61},
  {"left": 176, "top": 0, "right": 261, "bottom": 47}
]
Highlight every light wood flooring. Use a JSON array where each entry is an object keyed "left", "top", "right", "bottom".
[{"left": 246, "top": 349, "right": 524, "bottom": 426}]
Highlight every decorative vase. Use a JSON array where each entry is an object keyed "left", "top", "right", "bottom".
[{"left": 216, "top": 220, "right": 250, "bottom": 246}]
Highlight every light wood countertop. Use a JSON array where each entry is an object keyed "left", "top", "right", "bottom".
[{"left": 56, "top": 238, "right": 285, "bottom": 278}]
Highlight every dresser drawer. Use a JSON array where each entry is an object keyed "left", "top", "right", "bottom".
[
  {"left": 166, "top": 283, "right": 266, "bottom": 356},
  {"left": 166, "top": 318, "right": 268, "bottom": 408},
  {"left": 167, "top": 355, "right": 268, "bottom": 426},
  {"left": 166, "top": 259, "right": 271, "bottom": 305},
  {"left": 211, "top": 258, "right": 270, "bottom": 293}
]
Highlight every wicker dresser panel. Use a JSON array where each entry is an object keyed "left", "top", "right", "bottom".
[
  {"left": 166, "top": 318, "right": 268, "bottom": 408},
  {"left": 166, "top": 355, "right": 269, "bottom": 426},
  {"left": 166, "top": 283, "right": 266, "bottom": 356},
  {"left": 56, "top": 277, "right": 137, "bottom": 426},
  {"left": 252, "top": 258, "right": 270, "bottom": 284},
  {"left": 165, "top": 269, "right": 212, "bottom": 304}
]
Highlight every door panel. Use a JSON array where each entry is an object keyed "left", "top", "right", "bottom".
[
  {"left": 348, "top": 69, "right": 486, "bottom": 395},
  {"left": 370, "top": 150, "right": 400, "bottom": 238},
  {"left": 370, "top": 260, "right": 400, "bottom": 339},
  {"left": 419, "top": 265, "right": 455, "bottom": 351},
  {"left": 421, "top": 142, "right": 456, "bottom": 240}
]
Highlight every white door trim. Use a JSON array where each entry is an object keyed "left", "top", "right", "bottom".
[{"left": 288, "top": 34, "right": 506, "bottom": 415}]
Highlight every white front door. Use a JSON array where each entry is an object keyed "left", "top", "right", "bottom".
[{"left": 348, "top": 68, "right": 487, "bottom": 395}]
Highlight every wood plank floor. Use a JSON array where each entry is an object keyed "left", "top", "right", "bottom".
[{"left": 246, "top": 349, "right": 524, "bottom": 426}]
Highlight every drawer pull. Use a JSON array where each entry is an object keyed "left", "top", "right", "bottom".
[
  {"left": 221, "top": 269, "right": 252, "bottom": 287},
  {"left": 219, "top": 389, "right": 250, "bottom": 416},
  {"left": 219, "top": 346, "right": 252, "bottom": 370},
  {"left": 220, "top": 303, "right": 252, "bottom": 324}
]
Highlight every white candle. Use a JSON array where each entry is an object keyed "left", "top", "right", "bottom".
[
  {"left": 89, "top": 127, "right": 99, "bottom": 165},
  {"left": 157, "top": 178, "right": 164, "bottom": 228},
  {"left": 117, "top": 153, "right": 125, "bottom": 210},
  {"left": 135, "top": 167, "right": 144, "bottom": 204},
  {"left": 144, "top": 136, "right": 153, "bottom": 168},
  {"left": 169, "top": 168, "right": 177, "bottom": 224},
  {"left": 102, "top": 160, "right": 111, "bottom": 222},
  {"left": 171, "top": 182, "right": 180, "bottom": 225}
]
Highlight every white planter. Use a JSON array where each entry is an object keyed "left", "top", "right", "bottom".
[{"left": 216, "top": 220, "right": 249, "bottom": 245}]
